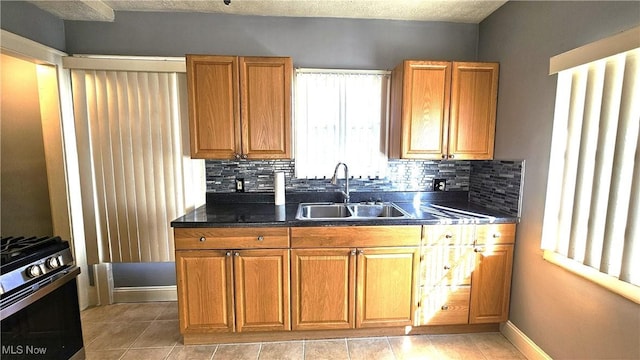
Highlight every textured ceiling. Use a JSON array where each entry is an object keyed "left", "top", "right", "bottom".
[{"left": 29, "top": 0, "right": 507, "bottom": 23}]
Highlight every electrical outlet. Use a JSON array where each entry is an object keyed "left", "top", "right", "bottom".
[
  {"left": 433, "top": 179, "right": 446, "bottom": 191},
  {"left": 235, "top": 178, "right": 245, "bottom": 192}
]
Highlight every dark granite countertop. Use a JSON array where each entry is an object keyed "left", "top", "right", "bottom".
[{"left": 170, "top": 191, "right": 519, "bottom": 228}]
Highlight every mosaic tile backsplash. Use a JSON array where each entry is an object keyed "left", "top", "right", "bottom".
[
  {"left": 468, "top": 160, "right": 524, "bottom": 217},
  {"left": 205, "top": 159, "right": 524, "bottom": 217},
  {"left": 205, "top": 159, "right": 471, "bottom": 193}
]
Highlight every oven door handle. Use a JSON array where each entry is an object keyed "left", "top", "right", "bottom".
[{"left": 1, "top": 266, "right": 81, "bottom": 321}]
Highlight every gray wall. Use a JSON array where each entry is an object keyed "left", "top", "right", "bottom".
[
  {"left": 64, "top": 12, "right": 477, "bottom": 68},
  {"left": 478, "top": 2, "right": 639, "bottom": 359},
  {"left": 0, "top": 1, "right": 65, "bottom": 51}
]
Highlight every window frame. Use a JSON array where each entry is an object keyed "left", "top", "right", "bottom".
[
  {"left": 543, "top": 26, "right": 640, "bottom": 304},
  {"left": 293, "top": 68, "right": 391, "bottom": 179}
]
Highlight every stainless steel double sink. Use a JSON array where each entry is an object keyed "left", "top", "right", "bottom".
[{"left": 295, "top": 202, "right": 412, "bottom": 221}]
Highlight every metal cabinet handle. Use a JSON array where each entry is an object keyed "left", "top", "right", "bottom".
[
  {"left": 241, "top": 154, "right": 248, "bottom": 159},
  {"left": 350, "top": 249, "right": 357, "bottom": 256},
  {"left": 257, "top": 236, "right": 264, "bottom": 241},
  {"left": 443, "top": 265, "right": 451, "bottom": 270},
  {"left": 474, "top": 246, "right": 486, "bottom": 253},
  {"left": 225, "top": 251, "right": 232, "bottom": 257},
  {"left": 441, "top": 305, "right": 449, "bottom": 310},
  {"left": 449, "top": 154, "right": 455, "bottom": 159},
  {"left": 234, "top": 153, "right": 241, "bottom": 160},
  {"left": 441, "top": 154, "right": 446, "bottom": 159},
  {"left": 199, "top": 236, "right": 206, "bottom": 242},
  {"left": 493, "top": 232, "right": 501, "bottom": 238},
  {"left": 234, "top": 252, "right": 240, "bottom": 257},
  {"left": 358, "top": 249, "right": 365, "bottom": 255},
  {"left": 445, "top": 234, "right": 453, "bottom": 239}
]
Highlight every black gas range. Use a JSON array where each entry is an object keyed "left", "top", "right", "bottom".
[{"left": 0, "top": 236, "right": 84, "bottom": 360}]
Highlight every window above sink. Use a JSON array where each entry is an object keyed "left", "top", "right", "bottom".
[{"left": 294, "top": 69, "right": 390, "bottom": 179}]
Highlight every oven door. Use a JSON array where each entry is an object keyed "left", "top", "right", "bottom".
[{"left": 1, "top": 267, "right": 84, "bottom": 360}]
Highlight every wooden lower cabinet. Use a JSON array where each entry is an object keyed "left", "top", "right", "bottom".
[
  {"left": 356, "top": 247, "right": 419, "bottom": 328},
  {"left": 176, "top": 249, "right": 290, "bottom": 334},
  {"left": 291, "top": 249, "right": 355, "bottom": 330},
  {"left": 418, "top": 223, "right": 516, "bottom": 326},
  {"left": 291, "top": 247, "right": 419, "bottom": 330},
  {"left": 469, "top": 244, "right": 514, "bottom": 323},
  {"left": 176, "top": 250, "right": 235, "bottom": 333},
  {"left": 234, "top": 249, "right": 290, "bottom": 332}
]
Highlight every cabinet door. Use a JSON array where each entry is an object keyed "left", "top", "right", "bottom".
[
  {"left": 175, "top": 250, "right": 234, "bottom": 333},
  {"left": 239, "top": 57, "right": 292, "bottom": 159},
  {"left": 391, "top": 61, "right": 451, "bottom": 159},
  {"left": 291, "top": 249, "right": 355, "bottom": 330},
  {"left": 469, "top": 244, "right": 514, "bottom": 323},
  {"left": 356, "top": 247, "right": 419, "bottom": 328},
  {"left": 186, "top": 55, "right": 241, "bottom": 159},
  {"left": 448, "top": 62, "right": 499, "bottom": 160},
  {"left": 233, "top": 249, "right": 290, "bottom": 332}
]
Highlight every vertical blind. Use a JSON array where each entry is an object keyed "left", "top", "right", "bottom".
[
  {"left": 542, "top": 47, "right": 639, "bottom": 290},
  {"left": 295, "top": 70, "right": 389, "bottom": 178},
  {"left": 71, "top": 69, "right": 205, "bottom": 263}
]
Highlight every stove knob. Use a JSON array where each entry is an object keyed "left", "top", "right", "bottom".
[
  {"left": 26, "top": 265, "right": 42, "bottom": 278},
  {"left": 46, "top": 256, "right": 60, "bottom": 269}
]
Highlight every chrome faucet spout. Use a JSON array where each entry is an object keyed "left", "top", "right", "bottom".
[{"left": 331, "top": 162, "right": 350, "bottom": 203}]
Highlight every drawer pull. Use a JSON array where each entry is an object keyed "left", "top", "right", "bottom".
[
  {"left": 445, "top": 234, "right": 453, "bottom": 239},
  {"left": 257, "top": 235, "right": 264, "bottom": 241},
  {"left": 358, "top": 249, "right": 365, "bottom": 255},
  {"left": 474, "top": 246, "right": 486, "bottom": 253},
  {"left": 234, "top": 252, "right": 240, "bottom": 257},
  {"left": 199, "top": 236, "right": 206, "bottom": 242},
  {"left": 441, "top": 305, "right": 449, "bottom": 310},
  {"left": 444, "top": 265, "right": 451, "bottom": 270},
  {"left": 351, "top": 249, "right": 357, "bottom": 256},
  {"left": 493, "top": 232, "right": 501, "bottom": 238},
  {"left": 225, "top": 251, "right": 232, "bottom": 257}
]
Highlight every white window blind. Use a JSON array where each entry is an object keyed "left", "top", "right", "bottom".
[
  {"left": 295, "top": 69, "right": 389, "bottom": 178},
  {"left": 542, "top": 34, "right": 639, "bottom": 303},
  {"left": 71, "top": 69, "right": 205, "bottom": 263}
]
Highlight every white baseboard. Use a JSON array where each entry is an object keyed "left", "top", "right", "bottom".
[
  {"left": 501, "top": 321, "right": 552, "bottom": 360},
  {"left": 112, "top": 286, "right": 178, "bottom": 303}
]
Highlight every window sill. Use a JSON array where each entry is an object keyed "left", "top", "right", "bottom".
[{"left": 543, "top": 250, "right": 640, "bottom": 304}]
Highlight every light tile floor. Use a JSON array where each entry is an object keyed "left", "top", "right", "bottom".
[{"left": 81, "top": 302, "right": 526, "bottom": 360}]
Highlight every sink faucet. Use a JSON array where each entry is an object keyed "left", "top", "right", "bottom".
[{"left": 331, "top": 162, "right": 350, "bottom": 203}]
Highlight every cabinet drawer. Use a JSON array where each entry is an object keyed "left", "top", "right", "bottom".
[
  {"left": 418, "top": 286, "right": 470, "bottom": 326},
  {"left": 475, "top": 224, "right": 516, "bottom": 245},
  {"left": 175, "top": 227, "right": 290, "bottom": 250},
  {"left": 290, "top": 226, "right": 421, "bottom": 248},
  {"left": 422, "top": 225, "right": 475, "bottom": 246},
  {"left": 420, "top": 245, "right": 474, "bottom": 286}
]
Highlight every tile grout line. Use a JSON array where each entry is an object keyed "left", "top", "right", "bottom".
[
  {"left": 385, "top": 336, "right": 398, "bottom": 360},
  {"left": 209, "top": 344, "right": 219, "bottom": 360},
  {"left": 345, "top": 338, "right": 351, "bottom": 360}
]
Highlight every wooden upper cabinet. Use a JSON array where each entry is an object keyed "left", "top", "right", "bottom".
[
  {"left": 186, "top": 55, "right": 240, "bottom": 159},
  {"left": 449, "top": 62, "right": 499, "bottom": 160},
  {"left": 389, "top": 60, "right": 499, "bottom": 160},
  {"left": 240, "top": 57, "right": 292, "bottom": 159},
  {"left": 186, "top": 55, "right": 292, "bottom": 159},
  {"left": 390, "top": 61, "right": 451, "bottom": 159}
]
